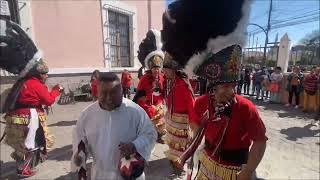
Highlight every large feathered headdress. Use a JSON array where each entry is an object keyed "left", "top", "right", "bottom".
[
  {"left": 0, "top": 18, "right": 43, "bottom": 78},
  {"left": 161, "top": 0, "right": 251, "bottom": 84},
  {"left": 138, "top": 29, "right": 164, "bottom": 70},
  {"left": 0, "top": 18, "right": 47, "bottom": 112}
]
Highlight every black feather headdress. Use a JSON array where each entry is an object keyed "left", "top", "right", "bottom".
[
  {"left": 0, "top": 18, "right": 43, "bottom": 113},
  {"left": 161, "top": 0, "right": 251, "bottom": 80},
  {"left": 0, "top": 18, "right": 42, "bottom": 78},
  {"left": 138, "top": 29, "right": 164, "bottom": 70}
]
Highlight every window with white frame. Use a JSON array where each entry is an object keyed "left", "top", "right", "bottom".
[
  {"left": 108, "top": 10, "right": 131, "bottom": 68},
  {"left": 0, "top": 0, "right": 20, "bottom": 24}
]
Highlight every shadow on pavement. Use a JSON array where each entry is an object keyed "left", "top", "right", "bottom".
[
  {"left": 0, "top": 160, "right": 21, "bottom": 179},
  {"left": 47, "top": 145, "right": 73, "bottom": 161},
  {"left": 48, "top": 120, "right": 77, "bottom": 127},
  {"left": 145, "top": 158, "right": 175, "bottom": 179},
  {"left": 55, "top": 163, "right": 92, "bottom": 180},
  {"left": 245, "top": 96, "right": 315, "bottom": 120},
  {"left": 280, "top": 124, "right": 320, "bottom": 141},
  {"left": 278, "top": 111, "right": 314, "bottom": 120},
  {"left": 0, "top": 145, "right": 73, "bottom": 179}
]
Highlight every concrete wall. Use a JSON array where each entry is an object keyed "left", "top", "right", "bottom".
[
  {"left": 124, "top": 0, "right": 165, "bottom": 43},
  {"left": 31, "top": 0, "right": 105, "bottom": 69},
  {"left": 29, "top": 0, "right": 165, "bottom": 72}
]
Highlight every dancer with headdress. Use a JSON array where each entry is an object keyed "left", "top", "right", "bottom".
[
  {"left": 162, "top": 52, "right": 195, "bottom": 174},
  {"left": 135, "top": 29, "right": 166, "bottom": 143},
  {"left": 0, "top": 18, "right": 63, "bottom": 177},
  {"left": 161, "top": 0, "right": 268, "bottom": 179}
]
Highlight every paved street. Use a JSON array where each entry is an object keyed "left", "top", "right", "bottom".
[{"left": 1, "top": 97, "right": 319, "bottom": 180}]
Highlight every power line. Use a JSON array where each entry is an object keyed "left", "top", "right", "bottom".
[
  {"left": 250, "top": 16, "right": 319, "bottom": 35},
  {"left": 249, "top": 11, "right": 319, "bottom": 34},
  {"left": 248, "top": 2, "right": 319, "bottom": 34},
  {"left": 271, "top": 11, "right": 319, "bottom": 25},
  {"left": 273, "top": 8, "right": 319, "bottom": 16},
  {"left": 271, "top": 17, "right": 319, "bottom": 29}
]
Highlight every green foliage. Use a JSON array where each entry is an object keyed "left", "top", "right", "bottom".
[{"left": 266, "top": 60, "right": 276, "bottom": 67}]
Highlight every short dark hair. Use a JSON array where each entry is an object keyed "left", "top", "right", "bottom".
[
  {"left": 276, "top": 66, "right": 282, "bottom": 71},
  {"left": 99, "top": 72, "right": 120, "bottom": 83},
  {"left": 133, "top": 90, "right": 146, "bottom": 103},
  {"left": 91, "top": 69, "right": 100, "bottom": 81}
]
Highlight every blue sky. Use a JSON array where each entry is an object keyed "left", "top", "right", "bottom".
[{"left": 165, "top": 0, "right": 320, "bottom": 46}]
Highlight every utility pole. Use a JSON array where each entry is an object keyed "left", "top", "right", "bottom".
[
  {"left": 263, "top": 0, "right": 273, "bottom": 65},
  {"left": 248, "top": 33, "right": 251, "bottom": 49},
  {"left": 255, "top": 37, "right": 259, "bottom": 59},
  {"left": 252, "top": 34, "right": 255, "bottom": 60}
]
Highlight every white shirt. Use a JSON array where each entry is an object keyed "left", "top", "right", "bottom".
[
  {"left": 71, "top": 98, "right": 157, "bottom": 180},
  {"left": 270, "top": 72, "right": 283, "bottom": 82}
]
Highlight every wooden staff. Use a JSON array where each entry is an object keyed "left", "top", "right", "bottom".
[{"left": 177, "top": 110, "right": 209, "bottom": 168}]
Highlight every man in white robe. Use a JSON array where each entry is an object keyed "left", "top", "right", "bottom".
[{"left": 71, "top": 72, "right": 157, "bottom": 180}]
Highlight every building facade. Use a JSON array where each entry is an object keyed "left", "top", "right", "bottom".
[
  {"left": 0, "top": 0, "right": 165, "bottom": 109},
  {"left": 1, "top": 0, "right": 165, "bottom": 74}
]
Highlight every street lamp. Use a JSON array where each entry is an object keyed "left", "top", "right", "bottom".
[{"left": 248, "top": 23, "right": 268, "bottom": 65}]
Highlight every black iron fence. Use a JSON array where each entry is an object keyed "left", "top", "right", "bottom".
[{"left": 242, "top": 45, "right": 279, "bottom": 67}]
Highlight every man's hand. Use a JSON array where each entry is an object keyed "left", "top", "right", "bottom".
[
  {"left": 119, "top": 142, "right": 136, "bottom": 157},
  {"left": 237, "top": 167, "right": 253, "bottom": 180},
  {"left": 53, "top": 84, "right": 64, "bottom": 92}
]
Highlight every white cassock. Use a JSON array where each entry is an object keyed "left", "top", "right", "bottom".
[{"left": 71, "top": 98, "right": 157, "bottom": 180}]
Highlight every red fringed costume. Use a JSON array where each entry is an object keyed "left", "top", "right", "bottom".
[
  {"left": 137, "top": 71, "right": 166, "bottom": 136},
  {"left": 164, "top": 75, "right": 195, "bottom": 164}
]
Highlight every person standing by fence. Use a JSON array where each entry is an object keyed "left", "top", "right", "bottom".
[
  {"left": 243, "top": 68, "right": 251, "bottom": 95},
  {"left": 269, "top": 67, "right": 283, "bottom": 103},
  {"left": 237, "top": 68, "right": 245, "bottom": 95},
  {"left": 302, "top": 67, "right": 318, "bottom": 112},
  {"left": 255, "top": 67, "right": 265, "bottom": 100},
  {"left": 286, "top": 66, "right": 304, "bottom": 108}
]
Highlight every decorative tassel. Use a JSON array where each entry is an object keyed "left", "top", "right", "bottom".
[{"left": 77, "top": 140, "right": 87, "bottom": 180}]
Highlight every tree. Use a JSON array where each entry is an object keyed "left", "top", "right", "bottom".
[
  {"left": 299, "top": 30, "right": 320, "bottom": 65},
  {"left": 266, "top": 60, "right": 276, "bottom": 67}
]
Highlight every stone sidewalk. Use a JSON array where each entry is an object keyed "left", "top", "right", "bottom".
[{"left": 1, "top": 98, "right": 319, "bottom": 179}]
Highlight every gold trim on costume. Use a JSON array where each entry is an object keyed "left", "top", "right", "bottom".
[
  {"left": 164, "top": 150, "right": 183, "bottom": 162},
  {"left": 4, "top": 113, "right": 54, "bottom": 157},
  {"left": 5, "top": 112, "right": 47, "bottom": 125},
  {"left": 195, "top": 151, "right": 241, "bottom": 180},
  {"left": 166, "top": 117, "right": 189, "bottom": 130},
  {"left": 171, "top": 113, "right": 189, "bottom": 124},
  {"left": 5, "top": 115, "right": 29, "bottom": 125},
  {"left": 165, "top": 138, "right": 188, "bottom": 151},
  {"left": 166, "top": 123, "right": 189, "bottom": 137}
]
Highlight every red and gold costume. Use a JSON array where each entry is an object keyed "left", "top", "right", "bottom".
[
  {"left": 164, "top": 75, "right": 195, "bottom": 163},
  {"left": 137, "top": 71, "right": 166, "bottom": 135},
  {"left": 4, "top": 77, "right": 61, "bottom": 160},
  {"left": 161, "top": 0, "right": 265, "bottom": 179},
  {"left": 136, "top": 29, "right": 165, "bottom": 137},
  {"left": 190, "top": 94, "right": 267, "bottom": 179},
  {"left": 0, "top": 17, "right": 62, "bottom": 177}
]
